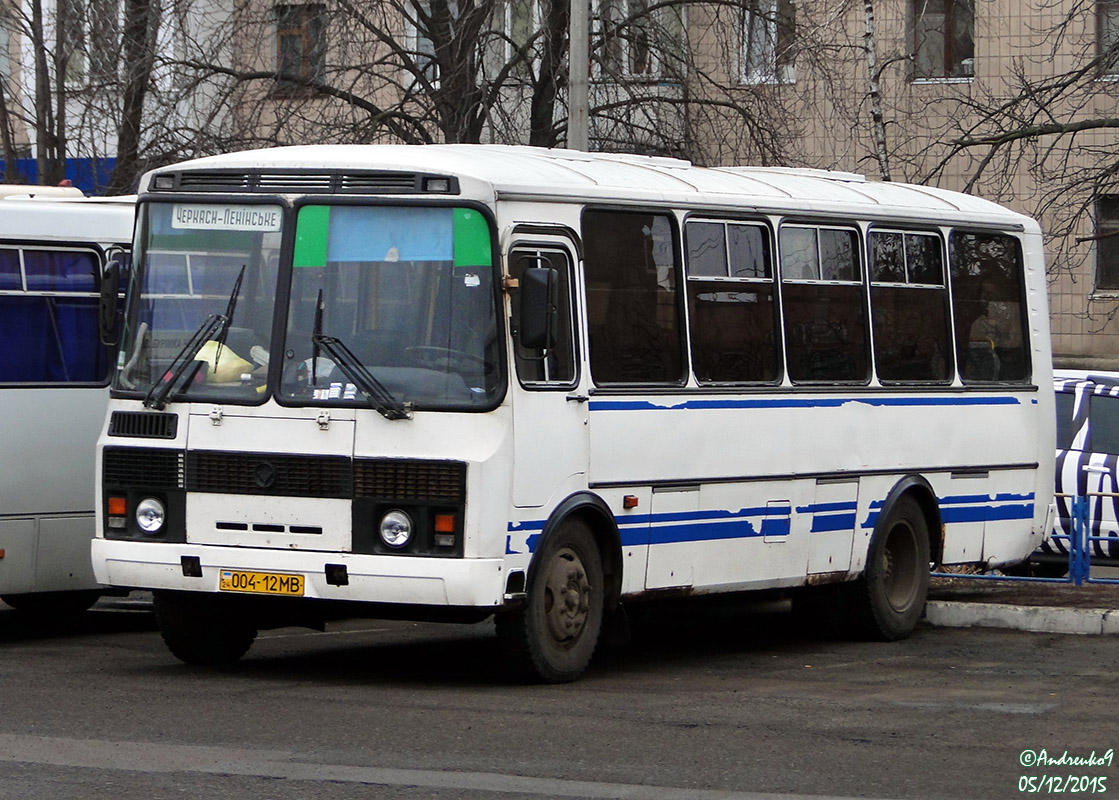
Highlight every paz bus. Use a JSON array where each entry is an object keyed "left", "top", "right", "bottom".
[
  {"left": 0, "top": 190, "right": 134, "bottom": 614},
  {"left": 91, "top": 145, "right": 1053, "bottom": 681}
]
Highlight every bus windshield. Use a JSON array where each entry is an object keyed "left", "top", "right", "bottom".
[
  {"left": 115, "top": 202, "right": 282, "bottom": 403},
  {"left": 278, "top": 204, "right": 501, "bottom": 410}
]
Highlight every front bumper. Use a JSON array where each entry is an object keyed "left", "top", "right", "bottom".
[{"left": 91, "top": 538, "right": 506, "bottom": 608}]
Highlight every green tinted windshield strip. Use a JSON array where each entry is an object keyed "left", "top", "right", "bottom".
[
  {"left": 453, "top": 208, "right": 492, "bottom": 267},
  {"left": 293, "top": 205, "right": 330, "bottom": 268},
  {"left": 292, "top": 205, "right": 491, "bottom": 268}
]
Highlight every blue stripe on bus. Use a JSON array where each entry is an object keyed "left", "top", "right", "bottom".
[
  {"left": 588, "top": 396, "right": 1023, "bottom": 412},
  {"left": 507, "top": 493, "right": 1035, "bottom": 553}
]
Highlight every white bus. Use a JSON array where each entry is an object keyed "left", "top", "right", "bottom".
[
  {"left": 0, "top": 191, "right": 134, "bottom": 614},
  {"left": 91, "top": 146, "right": 1053, "bottom": 681}
]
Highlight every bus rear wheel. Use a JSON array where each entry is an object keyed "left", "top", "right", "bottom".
[
  {"left": 496, "top": 518, "right": 604, "bottom": 683},
  {"left": 154, "top": 591, "right": 257, "bottom": 667},
  {"left": 846, "top": 494, "right": 930, "bottom": 641}
]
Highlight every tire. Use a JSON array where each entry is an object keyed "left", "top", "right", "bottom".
[
  {"left": 154, "top": 591, "right": 257, "bottom": 667},
  {"left": 1, "top": 590, "right": 101, "bottom": 616},
  {"left": 846, "top": 494, "right": 930, "bottom": 641},
  {"left": 496, "top": 518, "right": 604, "bottom": 683}
]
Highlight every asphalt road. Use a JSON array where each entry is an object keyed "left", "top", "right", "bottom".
[{"left": 1, "top": 595, "right": 1116, "bottom": 800}]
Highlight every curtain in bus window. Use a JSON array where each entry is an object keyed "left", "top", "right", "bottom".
[
  {"left": 0, "top": 249, "right": 19, "bottom": 289},
  {"left": 0, "top": 296, "right": 107, "bottom": 383},
  {"left": 949, "top": 231, "right": 1030, "bottom": 383},
  {"left": 584, "top": 210, "right": 683, "bottom": 384},
  {"left": 23, "top": 250, "right": 98, "bottom": 292}
]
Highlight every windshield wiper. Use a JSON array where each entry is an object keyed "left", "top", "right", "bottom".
[
  {"left": 142, "top": 266, "right": 246, "bottom": 410},
  {"left": 311, "top": 334, "right": 412, "bottom": 420},
  {"left": 143, "top": 313, "right": 226, "bottom": 409}
]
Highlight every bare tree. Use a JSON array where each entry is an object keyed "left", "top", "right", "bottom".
[{"left": 151, "top": 0, "right": 803, "bottom": 165}]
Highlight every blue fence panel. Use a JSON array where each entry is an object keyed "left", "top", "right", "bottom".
[{"left": 0, "top": 157, "right": 118, "bottom": 195}]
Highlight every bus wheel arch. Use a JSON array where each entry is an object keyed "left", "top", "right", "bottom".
[
  {"left": 497, "top": 492, "right": 621, "bottom": 682},
  {"left": 847, "top": 478, "right": 936, "bottom": 642}
]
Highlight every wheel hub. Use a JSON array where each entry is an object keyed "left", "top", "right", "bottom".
[{"left": 542, "top": 547, "right": 591, "bottom": 644}]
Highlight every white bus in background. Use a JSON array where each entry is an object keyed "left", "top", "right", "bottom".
[
  {"left": 92, "top": 146, "right": 1054, "bottom": 681},
  {"left": 0, "top": 191, "right": 135, "bottom": 614}
]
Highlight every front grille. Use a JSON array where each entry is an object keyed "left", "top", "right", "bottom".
[
  {"left": 108, "top": 411, "right": 178, "bottom": 439},
  {"left": 354, "top": 459, "right": 466, "bottom": 501},
  {"left": 103, "top": 448, "right": 465, "bottom": 502},
  {"left": 160, "top": 170, "right": 459, "bottom": 195},
  {"left": 187, "top": 451, "right": 353, "bottom": 498},
  {"left": 103, "top": 447, "right": 185, "bottom": 489}
]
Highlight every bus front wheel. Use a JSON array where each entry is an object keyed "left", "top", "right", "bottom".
[
  {"left": 154, "top": 591, "right": 257, "bottom": 667},
  {"left": 847, "top": 495, "right": 930, "bottom": 641},
  {"left": 496, "top": 518, "right": 604, "bottom": 683}
]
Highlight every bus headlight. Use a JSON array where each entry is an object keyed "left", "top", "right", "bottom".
[
  {"left": 135, "top": 497, "right": 166, "bottom": 534},
  {"left": 379, "top": 510, "right": 413, "bottom": 548}
]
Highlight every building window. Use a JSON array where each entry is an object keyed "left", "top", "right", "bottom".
[
  {"left": 1096, "top": 196, "right": 1119, "bottom": 290},
  {"left": 912, "top": 0, "right": 974, "bottom": 80},
  {"left": 600, "top": 0, "right": 684, "bottom": 79},
  {"left": 739, "top": 0, "right": 796, "bottom": 84},
  {"left": 1099, "top": 0, "right": 1119, "bottom": 74},
  {"left": 275, "top": 4, "right": 326, "bottom": 89},
  {"left": 482, "top": 0, "right": 539, "bottom": 82}
]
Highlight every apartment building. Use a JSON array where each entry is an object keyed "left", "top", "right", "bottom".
[{"left": 3, "top": 0, "right": 1117, "bottom": 365}]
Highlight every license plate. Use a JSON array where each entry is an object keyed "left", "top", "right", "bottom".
[{"left": 219, "top": 569, "right": 305, "bottom": 596}]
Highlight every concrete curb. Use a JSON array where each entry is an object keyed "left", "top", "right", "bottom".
[{"left": 926, "top": 600, "right": 1119, "bottom": 635}]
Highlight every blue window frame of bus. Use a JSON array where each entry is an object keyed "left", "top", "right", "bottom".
[
  {"left": 0, "top": 248, "right": 19, "bottom": 289},
  {"left": 583, "top": 209, "right": 683, "bottom": 385},
  {"left": 280, "top": 204, "right": 502, "bottom": 409},
  {"left": 0, "top": 246, "right": 110, "bottom": 384},
  {"left": 869, "top": 230, "right": 951, "bottom": 383},
  {"left": 510, "top": 247, "right": 577, "bottom": 385},
  {"left": 685, "top": 219, "right": 779, "bottom": 383},
  {"left": 779, "top": 224, "right": 869, "bottom": 383},
  {"left": 949, "top": 231, "right": 1030, "bottom": 383}
]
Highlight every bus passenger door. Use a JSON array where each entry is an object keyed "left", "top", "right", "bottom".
[
  {"left": 806, "top": 477, "right": 858, "bottom": 575},
  {"left": 509, "top": 245, "right": 589, "bottom": 508}
]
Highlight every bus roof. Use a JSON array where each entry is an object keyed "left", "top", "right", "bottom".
[
  {"left": 141, "top": 144, "right": 1034, "bottom": 229},
  {"left": 0, "top": 194, "right": 135, "bottom": 242}
]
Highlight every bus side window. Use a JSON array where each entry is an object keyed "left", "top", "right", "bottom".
[
  {"left": 949, "top": 231, "right": 1030, "bottom": 383},
  {"left": 509, "top": 248, "right": 576, "bottom": 385},
  {"left": 1088, "top": 393, "right": 1119, "bottom": 455},
  {"left": 0, "top": 246, "right": 110, "bottom": 384},
  {"left": 868, "top": 230, "right": 951, "bottom": 383},
  {"left": 685, "top": 219, "right": 780, "bottom": 383},
  {"left": 779, "top": 224, "right": 869, "bottom": 383},
  {"left": 583, "top": 209, "right": 683, "bottom": 385}
]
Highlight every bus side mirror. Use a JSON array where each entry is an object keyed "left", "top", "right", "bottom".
[
  {"left": 99, "top": 259, "right": 120, "bottom": 346},
  {"left": 519, "top": 266, "right": 558, "bottom": 350}
]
